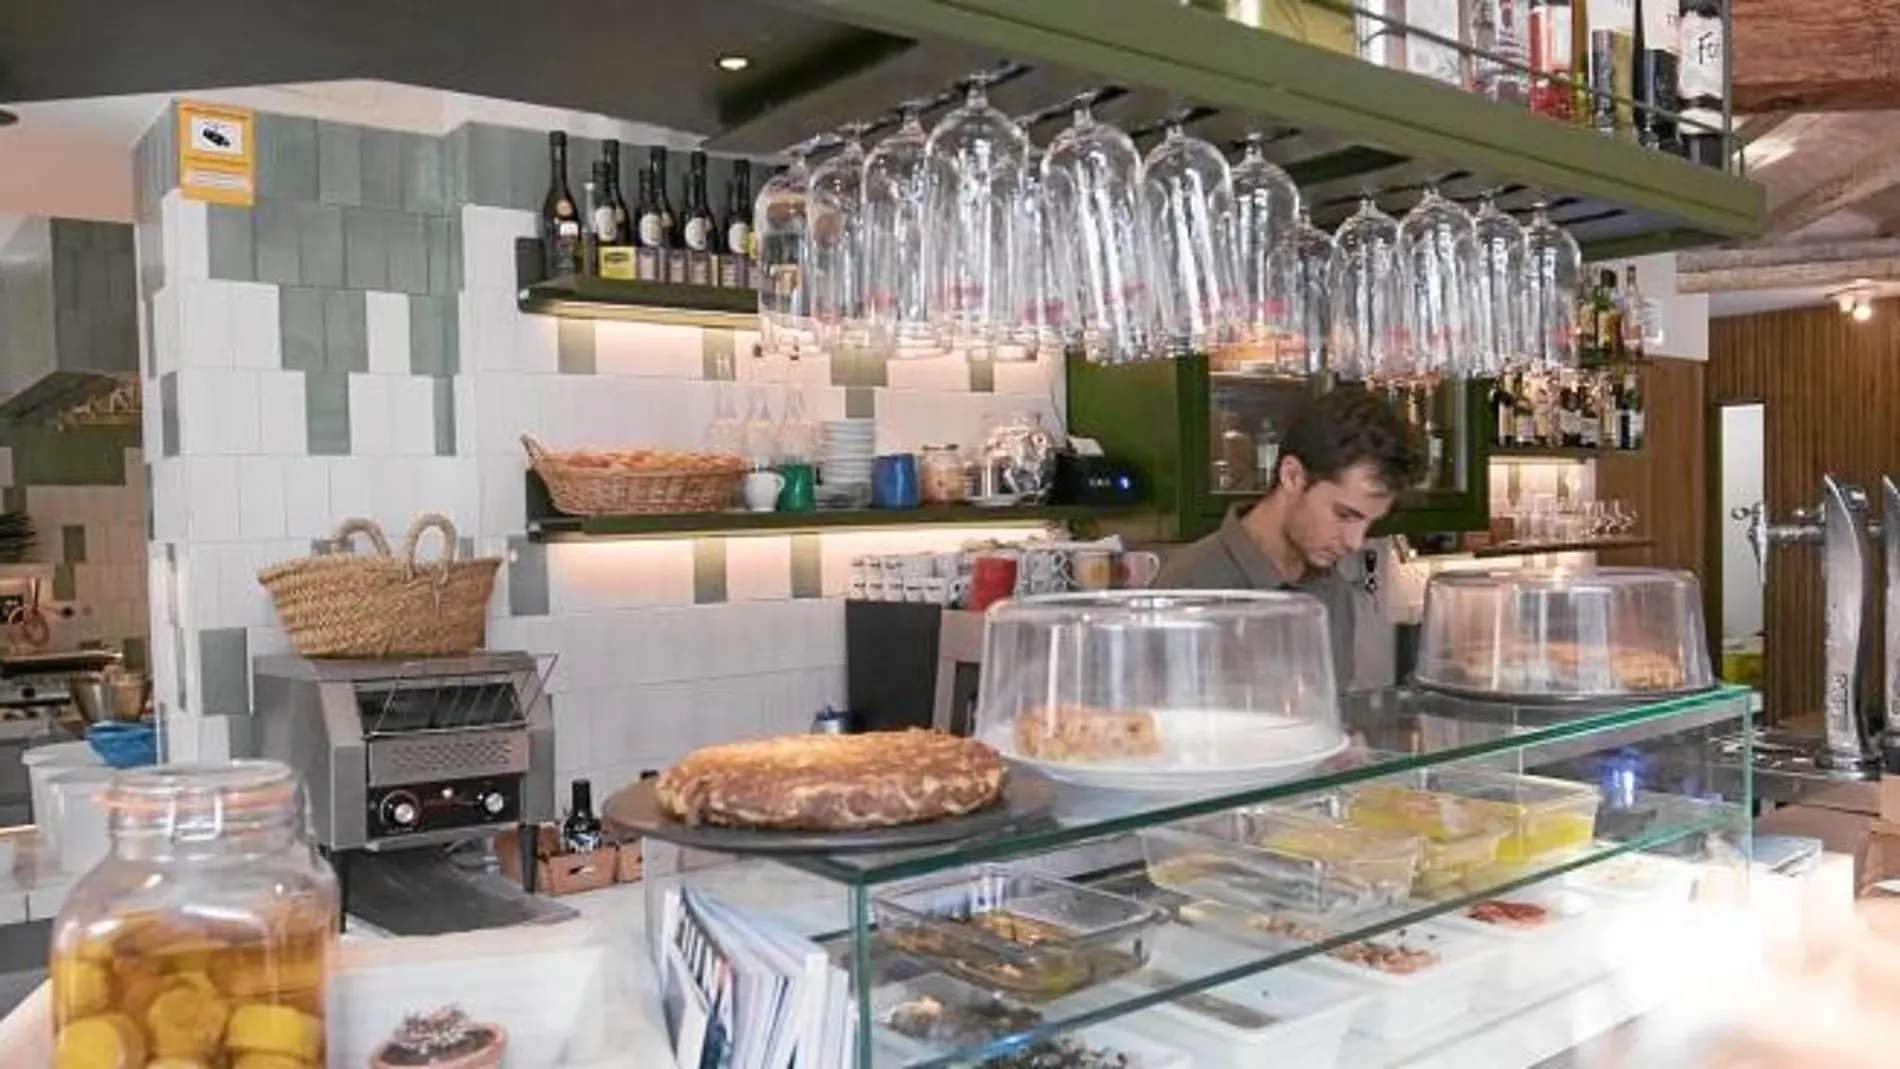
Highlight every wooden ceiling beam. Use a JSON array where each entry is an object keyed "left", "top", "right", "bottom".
[
  {"left": 1733, "top": 0, "right": 1900, "bottom": 112},
  {"left": 1759, "top": 145, "right": 1900, "bottom": 240},
  {"left": 1677, "top": 239, "right": 1900, "bottom": 292}
]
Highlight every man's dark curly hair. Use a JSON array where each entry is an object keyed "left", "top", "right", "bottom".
[{"left": 1276, "top": 388, "right": 1425, "bottom": 494}]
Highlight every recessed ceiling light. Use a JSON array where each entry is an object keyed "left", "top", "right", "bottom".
[
  {"left": 716, "top": 55, "right": 751, "bottom": 72},
  {"left": 0, "top": 110, "right": 17, "bottom": 128}
]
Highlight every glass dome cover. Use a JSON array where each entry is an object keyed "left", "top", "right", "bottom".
[
  {"left": 1413, "top": 566, "right": 1716, "bottom": 701},
  {"left": 976, "top": 591, "right": 1347, "bottom": 792}
]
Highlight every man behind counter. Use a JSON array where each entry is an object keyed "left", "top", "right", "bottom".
[{"left": 1154, "top": 389, "right": 1426, "bottom": 691}]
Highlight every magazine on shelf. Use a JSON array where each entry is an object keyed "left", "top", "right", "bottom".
[{"left": 659, "top": 886, "right": 854, "bottom": 1069}]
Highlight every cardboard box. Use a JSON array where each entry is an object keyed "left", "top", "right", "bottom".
[{"left": 495, "top": 824, "right": 618, "bottom": 897}]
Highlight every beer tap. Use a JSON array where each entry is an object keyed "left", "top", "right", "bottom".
[{"left": 1731, "top": 474, "right": 1880, "bottom": 770}]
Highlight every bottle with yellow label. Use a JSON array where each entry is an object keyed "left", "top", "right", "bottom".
[{"left": 50, "top": 762, "right": 338, "bottom": 1069}]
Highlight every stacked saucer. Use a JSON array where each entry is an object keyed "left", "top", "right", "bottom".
[{"left": 820, "top": 420, "right": 876, "bottom": 491}]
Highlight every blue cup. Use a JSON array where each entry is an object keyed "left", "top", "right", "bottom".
[{"left": 872, "top": 453, "right": 921, "bottom": 508}]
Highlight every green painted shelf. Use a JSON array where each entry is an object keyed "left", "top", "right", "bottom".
[
  {"left": 1490, "top": 446, "right": 1646, "bottom": 461},
  {"left": 527, "top": 503, "right": 1112, "bottom": 540}
]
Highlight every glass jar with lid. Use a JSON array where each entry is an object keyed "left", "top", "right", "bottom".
[
  {"left": 50, "top": 761, "right": 338, "bottom": 1069},
  {"left": 920, "top": 444, "right": 967, "bottom": 505}
]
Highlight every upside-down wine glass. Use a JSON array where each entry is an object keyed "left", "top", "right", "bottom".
[
  {"left": 862, "top": 100, "right": 944, "bottom": 357},
  {"left": 1397, "top": 185, "right": 1476, "bottom": 383},
  {"left": 1042, "top": 91, "right": 1152, "bottom": 364},
  {"left": 1142, "top": 115, "right": 1237, "bottom": 356},
  {"left": 924, "top": 71, "right": 1029, "bottom": 357},
  {"left": 1470, "top": 191, "right": 1528, "bottom": 375},
  {"left": 1524, "top": 200, "right": 1584, "bottom": 370},
  {"left": 753, "top": 140, "right": 822, "bottom": 358},
  {"left": 805, "top": 123, "right": 874, "bottom": 352},
  {"left": 1230, "top": 132, "right": 1302, "bottom": 361},
  {"left": 1264, "top": 206, "right": 1333, "bottom": 376}
]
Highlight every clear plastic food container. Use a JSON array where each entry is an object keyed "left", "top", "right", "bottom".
[
  {"left": 1288, "top": 787, "right": 1505, "bottom": 899},
  {"left": 1140, "top": 805, "right": 1421, "bottom": 921},
  {"left": 976, "top": 592, "right": 1346, "bottom": 793},
  {"left": 873, "top": 866, "right": 1165, "bottom": 1000},
  {"left": 1342, "top": 770, "right": 1602, "bottom": 889},
  {"left": 1433, "top": 887, "right": 1606, "bottom": 993},
  {"left": 1118, "top": 926, "right": 1370, "bottom": 1069},
  {"left": 873, "top": 972, "right": 1043, "bottom": 1049},
  {"left": 1414, "top": 567, "right": 1715, "bottom": 701}
]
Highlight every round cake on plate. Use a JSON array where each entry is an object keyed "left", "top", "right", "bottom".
[{"left": 655, "top": 730, "right": 1007, "bottom": 830}]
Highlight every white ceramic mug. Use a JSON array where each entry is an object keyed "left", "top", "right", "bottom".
[
  {"left": 1118, "top": 551, "right": 1163, "bottom": 589},
  {"left": 742, "top": 471, "right": 786, "bottom": 512}
]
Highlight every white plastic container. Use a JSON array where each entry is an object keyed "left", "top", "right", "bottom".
[
  {"left": 1431, "top": 887, "right": 1605, "bottom": 993},
  {"left": 44, "top": 766, "right": 114, "bottom": 875},
  {"left": 1564, "top": 853, "right": 1700, "bottom": 971},
  {"left": 23, "top": 740, "right": 102, "bottom": 834},
  {"left": 1120, "top": 927, "right": 1369, "bottom": 1069}
]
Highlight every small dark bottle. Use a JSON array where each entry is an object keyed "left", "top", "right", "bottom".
[
  {"left": 581, "top": 162, "right": 605, "bottom": 277},
  {"left": 601, "top": 140, "right": 633, "bottom": 246},
  {"left": 722, "top": 160, "right": 753, "bottom": 258},
  {"left": 635, "top": 167, "right": 664, "bottom": 250},
  {"left": 683, "top": 150, "right": 717, "bottom": 254},
  {"left": 540, "top": 131, "right": 583, "bottom": 277},
  {"left": 561, "top": 778, "right": 603, "bottom": 853},
  {"left": 1677, "top": 0, "right": 1727, "bottom": 167},
  {"left": 650, "top": 147, "right": 679, "bottom": 249}
]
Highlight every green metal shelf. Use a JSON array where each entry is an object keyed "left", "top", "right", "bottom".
[{"left": 1490, "top": 446, "right": 1645, "bottom": 461}]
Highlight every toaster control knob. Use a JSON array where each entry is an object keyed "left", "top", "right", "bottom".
[
  {"left": 380, "top": 791, "right": 420, "bottom": 829},
  {"left": 480, "top": 791, "right": 507, "bottom": 816}
]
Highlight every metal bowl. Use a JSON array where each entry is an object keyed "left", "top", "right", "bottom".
[{"left": 69, "top": 672, "right": 149, "bottom": 724}]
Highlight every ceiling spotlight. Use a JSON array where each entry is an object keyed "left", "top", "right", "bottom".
[
  {"left": 716, "top": 55, "right": 751, "bottom": 72},
  {"left": 1853, "top": 298, "right": 1874, "bottom": 323}
]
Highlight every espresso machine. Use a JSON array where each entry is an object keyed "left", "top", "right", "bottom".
[{"left": 1734, "top": 474, "right": 1884, "bottom": 775}]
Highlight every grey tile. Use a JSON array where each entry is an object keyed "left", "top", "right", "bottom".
[
  {"left": 433, "top": 376, "right": 456, "bottom": 456},
  {"left": 692, "top": 539, "right": 727, "bottom": 604},
  {"left": 224, "top": 714, "right": 256, "bottom": 760},
  {"left": 259, "top": 114, "right": 318, "bottom": 203},
  {"left": 790, "top": 534, "right": 823, "bottom": 599},
  {"left": 506, "top": 535, "right": 548, "bottom": 616},
  {"left": 360, "top": 129, "right": 403, "bottom": 210},
  {"left": 322, "top": 288, "right": 368, "bottom": 372},
  {"left": 468, "top": 124, "right": 537, "bottom": 209},
  {"left": 60, "top": 525, "right": 86, "bottom": 563},
  {"left": 457, "top": 537, "right": 475, "bottom": 560},
  {"left": 1, "top": 488, "right": 23, "bottom": 515},
  {"left": 409, "top": 295, "right": 459, "bottom": 376},
  {"left": 316, "top": 121, "right": 363, "bottom": 207},
  {"left": 252, "top": 201, "right": 301, "bottom": 286},
  {"left": 305, "top": 370, "right": 352, "bottom": 455},
  {"left": 831, "top": 345, "right": 889, "bottom": 388},
  {"left": 52, "top": 564, "right": 74, "bottom": 601},
  {"left": 198, "top": 627, "right": 251, "bottom": 717},
  {"left": 160, "top": 372, "right": 180, "bottom": 456},
  {"left": 845, "top": 387, "right": 876, "bottom": 419},
  {"left": 968, "top": 358, "right": 996, "bottom": 393},
  {"left": 386, "top": 212, "right": 429, "bottom": 295},
  {"left": 511, "top": 128, "right": 549, "bottom": 213},
  {"left": 295, "top": 203, "right": 344, "bottom": 287},
  {"left": 425, "top": 215, "right": 460, "bottom": 295},
  {"left": 402, "top": 134, "right": 447, "bottom": 215},
  {"left": 123, "top": 636, "right": 148, "bottom": 673},
  {"left": 341, "top": 207, "right": 389, "bottom": 291},
  {"left": 556, "top": 319, "right": 595, "bottom": 374},
  {"left": 443, "top": 126, "right": 471, "bottom": 209},
  {"left": 701, "top": 328, "right": 737, "bottom": 380},
  {"left": 136, "top": 218, "right": 165, "bottom": 299},
  {"left": 278, "top": 287, "right": 326, "bottom": 372}
]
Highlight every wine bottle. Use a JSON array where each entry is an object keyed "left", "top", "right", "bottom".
[
  {"left": 683, "top": 150, "right": 716, "bottom": 254},
  {"left": 1678, "top": 0, "right": 1727, "bottom": 166},
  {"left": 1529, "top": 0, "right": 1575, "bottom": 120},
  {"left": 1621, "top": 264, "right": 1647, "bottom": 361},
  {"left": 602, "top": 140, "right": 632, "bottom": 246},
  {"left": 581, "top": 163, "right": 604, "bottom": 278},
  {"left": 635, "top": 166, "right": 664, "bottom": 250},
  {"left": 561, "top": 778, "right": 603, "bottom": 853},
  {"left": 1634, "top": 0, "right": 1681, "bottom": 149},
  {"left": 1587, "top": 0, "right": 1636, "bottom": 138},
  {"left": 540, "top": 132, "right": 582, "bottom": 278},
  {"left": 1593, "top": 269, "right": 1622, "bottom": 363},
  {"left": 1558, "top": 372, "right": 1583, "bottom": 448},
  {"left": 650, "top": 147, "right": 678, "bottom": 249},
  {"left": 1579, "top": 373, "right": 1601, "bottom": 448},
  {"left": 1492, "top": 372, "right": 1518, "bottom": 447},
  {"left": 1472, "top": 0, "right": 1531, "bottom": 105},
  {"left": 723, "top": 160, "right": 753, "bottom": 260}
]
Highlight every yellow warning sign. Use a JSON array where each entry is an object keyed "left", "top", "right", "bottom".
[{"left": 177, "top": 100, "right": 256, "bottom": 207}]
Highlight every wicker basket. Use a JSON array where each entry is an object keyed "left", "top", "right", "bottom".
[
  {"left": 257, "top": 514, "right": 500, "bottom": 659},
  {"left": 523, "top": 435, "right": 745, "bottom": 516}
]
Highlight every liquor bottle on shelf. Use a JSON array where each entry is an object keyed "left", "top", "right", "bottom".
[
  {"left": 1255, "top": 417, "right": 1282, "bottom": 488},
  {"left": 682, "top": 151, "right": 717, "bottom": 286},
  {"left": 1217, "top": 410, "right": 1256, "bottom": 493},
  {"left": 1557, "top": 371, "right": 1584, "bottom": 447},
  {"left": 650, "top": 147, "right": 679, "bottom": 249},
  {"left": 1621, "top": 264, "right": 1647, "bottom": 360},
  {"left": 635, "top": 165, "right": 664, "bottom": 250},
  {"left": 1532, "top": 372, "right": 1557, "bottom": 445},
  {"left": 1492, "top": 371, "right": 1518, "bottom": 446},
  {"left": 1594, "top": 268, "right": 1623, "bottom": 363},
  {"left": 1515, "top": 371, "right": 1540, "bottom": 446},
  {"left": 1529, "top": 0, "right": 1576, "bottom": 120},
  {"left": 540, "top": 132, "right": 583, "bottom": 278},
  {"left": 1635, "top": 0, "right": 1681, "bottom": 149},
  {"left": 1597, "top": 370, "right": 1620, "bottom": 447},
  {"left": 1579, "top": 372, "right": 1602, "bottom": 448},
  {"left": 1571, "top": 1, "right": 1592, "bottom": 124},
  {"left": 723, "top": 160, "right": 753, "bottom": 258},
  {"left": 1472, "top": 0, "right": 1531, "bottom": 105},
  {"left": 1619, "top": 366, "right": 1645, "bottom": 449},
  {"left": 561, "top": 778, "right": 603, "bottom": 853},
  {"left": 599, "top": 141, "right": 631, "bottom": 246},
  {"left": 1587, "top": 0, "right": 1636, "bottom": 138},
  {"left": 1678, "top": 0, "right": 1727, "bottom": 167},
  {"left": 581, "top": 163, "right": 604, "bottom": 278},
  {"left": 1406, "top": 0, "right": 1469, "bottom": 88}
]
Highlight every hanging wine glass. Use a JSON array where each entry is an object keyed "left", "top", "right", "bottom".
[
  {"left": 1142, "top": 116, "right": 1236, "bottom": 356},
  {"left": 999, "top": 122, "right": 1070, "bottom": 362},
  {"left": 753, "top": 140, "right": 821, "bottom": 358},
  {"left": 1230, "top": 132, "right": 1301, "bottom": 361},
  {"left": 805, "top": 124, "right": 873, "bottom": 352},
  {"left": 1524, "top": 201, "right": 1584, "bottom": 370},
  {"left": 1327, "top": 195, "right": 1406, "bottom": 382},
  {"left": 924, "top": 71, "right": 1029, "bottom": 357},
  {"left": 1264, "top": 207, "right": 1332, "bottom": 376},
  {"left": 1397, "top": 185, "right": 1476, "bottom": 383},
  {"left": 863, "top": 100, "right": 944, "bottom": 357},
  {"left": 1470, "top": 192, "right": 1528, "bottom": 375},
  {"left": 1043, "top": 92, "right": 1152, "bottom": 364}
]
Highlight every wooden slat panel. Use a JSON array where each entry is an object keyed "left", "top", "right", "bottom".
[
  {"left": 1707, "top": 303, "right": 1900, "bottom": 726},
  {"left": 1597, "top": 358, "right": 1706, "bottom": 580}
]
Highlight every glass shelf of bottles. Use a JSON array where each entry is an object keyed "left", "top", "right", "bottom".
[
  {"left": 1212, "top": 377, "right": 1468, "bottom": 497},
  {"left": 638, "top": 684, "right": 1754, "bottom": 1069}
]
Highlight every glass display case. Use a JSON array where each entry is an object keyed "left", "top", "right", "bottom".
[
  {"left": 638, "top": 684, "right": 1754, "bottom": 1068},
  {"left": 1414, "top": 567, "right": 1717, "bottom": 702},
  {"left": 1066, "top": 355, "right": 1492, "bottom": 543}
]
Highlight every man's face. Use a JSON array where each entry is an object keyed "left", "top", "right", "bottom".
[{"left": 1278, "top": 458, "right": 1396, "bottom": 569}]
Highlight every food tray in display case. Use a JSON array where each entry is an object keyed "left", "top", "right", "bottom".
[
  {"left": 1279, "top": 790, "right": 1506, "bottom": 899},
  {"left": 1413, "top": 567, "right": 1716, "bottom": 704},
  {"left": 1342, "top": 769, "right": 1604, "bottom": 880},
  {"left": 873, "top": 865, "right": 1166, "bottom": 1001},
  {"left": 1139, "top": 805, "right": 1421, "bottom": 922},
  {"left": 975, "top": 592, "right": 1348, "bottom": 793},
  {"left": 1433, "top": 886, "right": 1606, "bottom": 993}
]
